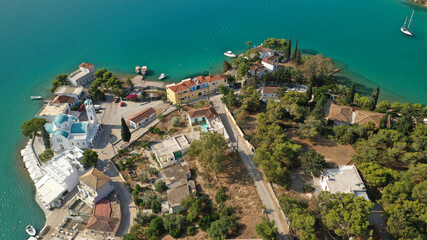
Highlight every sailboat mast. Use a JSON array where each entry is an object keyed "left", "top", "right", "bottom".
[
  {"left": 408, "top": 10, "right": 414, "bottom": 29},
  {"left": 403, "top": 17, "right": 407, "bottom": 28}
]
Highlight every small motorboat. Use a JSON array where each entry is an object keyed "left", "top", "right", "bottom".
[
  {"left": 25, "top": 225, "right": 36, "bottom": 236},
  {"left": 141, "top": 66, "right": 148, "bottom": 75},
  {"left": 30, "top": 96, "right": 42, "bottom": 100},
  {"left": 224, "top": 51, "right": 236, "bottom": 58},
  {"left": 135, "top": 65, "right": 141, "bottom": 74},
  {"left": 159, "top": 73, "right": 165, "bottom": 80}
]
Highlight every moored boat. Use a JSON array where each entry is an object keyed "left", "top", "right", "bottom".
[
  {"left": 224, "top": 51, "right": 236, "bottom": 58},
  {"left": 30, "top": 96, "right": 42, "bottom": 100},
  {"left": 400, "top": 10, "right": 414, "bottom": 37},
  {"left": 25, "top": 225, "right": 36, "bottom": 236},
  {"left": 135, "top": 65, "right": 141, "bottom": 73},
  {"left": 159, "top": 73, "right": 165, "bottom": 80},
  {"left": 141, "top": 66, "right": 148, "bottom": 75}
]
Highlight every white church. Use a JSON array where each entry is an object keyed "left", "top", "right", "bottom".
[{"left": 45, "top": 99, "right": 101, "bottom": 152}]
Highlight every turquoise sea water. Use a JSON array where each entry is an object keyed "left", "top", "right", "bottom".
[{"left": 1, "top": 0, "right": 427, "bottom": 238}]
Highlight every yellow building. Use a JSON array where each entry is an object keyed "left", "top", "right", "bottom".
[{"left": 166, "top": 74, "right": 227, "bottom": 104}]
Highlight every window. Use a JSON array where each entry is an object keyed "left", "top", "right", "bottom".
[
  {"left": 83, "top": 143, "right": 85, "bottom": 145},
  {"left": 57, "top": 139, "right": 62, "bottom": 143},
  {"left": 77, "top": 143, "right": 79, "bottom": 145}
]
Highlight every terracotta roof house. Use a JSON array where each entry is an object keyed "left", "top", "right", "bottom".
[
  {"left": 186, "top": 106, "right": 229, "bottom": 140},
  {"left": 187, "top": 106, "right": 219, "bottom": 122},
  {"left": 160, "top": 164, "right": 191, "bottom": 189},
  {"left": 166, "top": 75, "right": 227, "bottom": 104},
  {"left": 86, "top": 196, "right": 121, "bottom": 237},
  {"left": 327, "top": 104, "right": 353, "bottom": 125},
  {"left": 260, "top": 87, "right": 279, "bottom": 102},
  {"left": 129, "top": 107, "right": 156, "bottom": 129},
  {"left": 261, "top": 55, "right": 279, "bottom": 72},
  {"left": 52, "top": 95, "right": 78, "bottom": 106},
  {"left": 77, "top": 168, "right": 115, "bottom": 207},
  {"left": 353, "top": 110, "right": 385, "bottom": 128},
  {"left": 327, "top": 103, "right": 386, "bottom": 127}
]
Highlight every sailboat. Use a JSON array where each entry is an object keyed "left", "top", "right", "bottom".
[{"left": 401, "top": 10, "right": 414, "bottom": 37}]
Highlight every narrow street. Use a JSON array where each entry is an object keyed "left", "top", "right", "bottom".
[{"left": 210, "top": 95, "right": 290, "bottom": 240}]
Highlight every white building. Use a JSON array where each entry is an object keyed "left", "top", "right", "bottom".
[
  {"left": 316, "top": 165, "right": 369, "bottom": 201},
  {"left": 151, "top": 132, "right": 200, "bottom": 168},
  {"left": 36, "top": 147, "right": 85, "bottom": 208},
  {"left": 262, "top": 55, "right": 279, "bottom": 72},
  {"left": 45, "top": 99, "right": 101, "bottom": 152},
  {"left": 77, "top": 168, "right": 115, "bottom": 207},
  {"left": 129, "top": 107, "right": 156, "bottom": 129},
  {"left": 249, "top": 63, "right": 266, "bottom": 79},
  {"left": 36, "top": 102, "right": 70, "bottom": 122},
  {"left": 67, "top": 63, "right": 96, "bottom": 86},
  {"left": 187, "top": 106, "right": 229, "bottom": 141},
  {"left": 252, "top": 45, "right": 276, "bottom": 59},
  {"left": 54, "top": 85, "right": 85, "bottom": 99},
  {"left": 260, "top": 87, "right": 279, "bottom": 102}
]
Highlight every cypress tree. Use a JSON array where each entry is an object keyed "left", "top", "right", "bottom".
[
  {"left": 121, "top": 117, "right": 131, "bottom": 142},
  {"left": 346, "top": 84, "right": 356, "bottom": 105},
  {"left": 40, "top": 126, "right": 51, "bottom": 149},
  {"left": 284, "top": 37, "right": 291, "bottom": 61},
  {"left": 370, "top": 87, "right": 380, "bottom": 111},
  {"left": 306, "top": 84, "right": 313, "bottom": 99},
  {"left": 292, "top": 39, "right": 298, "bottom": 62}
]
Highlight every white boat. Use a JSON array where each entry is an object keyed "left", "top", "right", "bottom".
[
  {"left": 30, "top": 96, "right": 42, "bottom": 100},
  {"left": 135, "top": 65, "right": 141, "bottom": 73},
  {"left": 224, "top": 51, "right": 236, "bottom": 58},
  {"left": 159, "top": 73, "right": 165, "bottom": 80},
  {"left": 400, "top": 10, "right": 414, "bottom": 37},
  {"left": 141, "top": 66, "right": 148, "bottom": 75},
  {"left": 25, "top": 225, "right": 36, "bottom": 236}
]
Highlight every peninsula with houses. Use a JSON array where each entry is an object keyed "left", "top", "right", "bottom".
[{"left": 18, "top": 37, "right": 427, "bottom": 240}]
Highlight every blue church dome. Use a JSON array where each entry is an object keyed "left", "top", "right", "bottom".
[
  {"left": 54, "top": 114, "right": 69, "bottom": 124},
  {"left": 52, "top": 130, "right": 69, "bottom": 138}
]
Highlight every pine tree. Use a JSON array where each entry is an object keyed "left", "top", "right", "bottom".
[
  {"left": 370, "top": 87, "right": 380, "bottom": 111},
  {"left": 295, "top": 49, "right": 302, "bottom": 65},
  {"left": 40, "top": 126, "right": 51, "bottom": 149},
  {"left": 292, "top": 39, "right": 298, "bottom": 62},
  {"left": 121, "top": 117, "right": 131, "bottom": 142},
  {"left": 346, "top": 84, "right": 356, "bottom": 105},
  {"left": 284, "top": 37, "right": 291, "bottom": 61}
]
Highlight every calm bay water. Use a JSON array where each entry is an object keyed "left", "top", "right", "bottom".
[{"left": 1, "top": 0, "right": 426, "bottom": 238}]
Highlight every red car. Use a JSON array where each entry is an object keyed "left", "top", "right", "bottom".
[{"left": 120, "top": 102, "right": 125, "bottom": 107}]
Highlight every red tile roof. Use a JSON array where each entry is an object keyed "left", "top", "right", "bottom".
[
  {"left": 79, "top": 62, "right": 95, "bottom": 69},
  {"left": 94, "top": 199, "right": 111, "bottom": 217},
  {"left": 86, "top": 215, "right": 120, "bottom": 233},
  {"left": 250, "top": 63, "right": 262, "bottom": 71},
  {"left": 262, "top": 55, "right": 279, "bottom": 64},
  {"left": 52, "top": 95, "right": 76, "bottom": 104},
  {"left": 129, "top": 107, "right": 156, "bottom": 124},
  {"left": 262, "top": 87, "right": 279, "bottom": 94},
  {"left": 168, "top": 75, "right": 227, "bottom": 93},
  {"left": 187, "top": 106, "right": 219, "bottom": 120}
]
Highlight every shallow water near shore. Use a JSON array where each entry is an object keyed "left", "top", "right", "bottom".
[{"left": 1, "top": 0, "right": 427, "bottom": 238}]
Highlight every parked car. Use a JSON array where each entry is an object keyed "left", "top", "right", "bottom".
[
  {"left": 120, "top": 102, "right": 125, "bottom": 107},
  {"left": 114, "top": 97, "right": 120, "bottom": 103}
]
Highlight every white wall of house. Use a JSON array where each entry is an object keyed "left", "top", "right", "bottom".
[
  {"left": 262, "top": 62, "right": 278, "bottom": 72},
  {"left": 94, "top": 181, "right": 115, "bottom": 203},
  {"left": 260, "top": 51, "right": 274, "bottom": 59},
  {"left": 130, "top": 113, "right": 156, "bottom": 129}
]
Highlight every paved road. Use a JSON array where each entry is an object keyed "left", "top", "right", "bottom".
[
  {"left": 91, "top": 98, "right": 175, "bottom": 236},
  {"left": 210, "top": 95, "right": 290, "bottom": 240}
]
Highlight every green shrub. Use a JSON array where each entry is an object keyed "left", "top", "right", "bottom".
[{"left": 186, "top": 226, "right": 196, "bottom": 236}]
